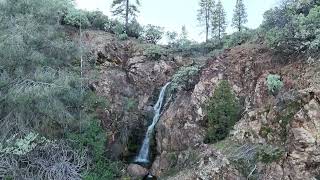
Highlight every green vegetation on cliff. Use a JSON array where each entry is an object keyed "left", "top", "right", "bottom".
[
  {"left": 0, "top": 0, "right": 120, "bottom": 179},
  {"left": 205, "top": 80, "right": 240, "bottom": 143}
]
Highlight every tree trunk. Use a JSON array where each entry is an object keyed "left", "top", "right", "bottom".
[
  {"left": 125, "top": 0, "right": 129, "bottom": 32},
  {"left": 206, "top": 21, "right": 209, "bottom": 42},
  {"left": 218, "top": 14, "right": 221, "bottom": 42},
  {"left": 205, "top": 9, "right": 209, "bottom": 42},
  {"left": 238, "top": 16, "right": 241, "bottom": 32}
]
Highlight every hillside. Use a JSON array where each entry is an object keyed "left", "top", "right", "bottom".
[
  {"left": 1, "top": 0, "right": 320, "bottom": 180},
  {"left": 87, "top": 32, "right": 319, "bottom": 179}
]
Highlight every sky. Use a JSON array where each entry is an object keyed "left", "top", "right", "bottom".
[{"left": 76, "top": 0, "right": 279, "bottom": 42}]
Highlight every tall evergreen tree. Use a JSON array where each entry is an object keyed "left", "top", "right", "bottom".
[
  {"left": 181, "top": 25, "right": 188, "bottom": 40},
  {"left": 212, "top": 0, "right": 227, "bottom": 42},
  {"left": 197, "top": 0, "right": 215, "bottom": 42},
  {"left": 112, "top": 0, "right": 140, "bottom": 32},
  {"left": 232, "top": 0, "right": 247, "bottom": 32}
]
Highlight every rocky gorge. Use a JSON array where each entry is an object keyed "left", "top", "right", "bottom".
[{"left": 85, "top": 30, "right": 320, "bottom": 179}]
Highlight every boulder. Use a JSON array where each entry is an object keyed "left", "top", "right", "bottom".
[{"left": 127, "top": 164, "right": 148, "bottom": 178}]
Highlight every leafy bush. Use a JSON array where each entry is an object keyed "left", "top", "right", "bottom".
[
  {"left": 205, "top": 80, "right": 240, "bottom": 143},
  {"left": 105, "top": 20, "right": 125, "bottom": 35},
  {"left": 262, "top": 2, "right": 320, "bottom": 55},
  {"left": 68, "top": 120, "right": 122, "bottom": 180},
  {"left": 127, "top": 19, "right": 143, "bottom": 38},
  {"left": 166, "top": 31, "right": 178, "bottom": 47},
  {"left": 170, "top": 66, "right": 200, "bottom": 92},
  {"left": 141, "top": 24, "right": 164, "bottom": 44},
  {"left": 143, "top": 44, "right": 168, "bottom": 60},
  {"left": 86, "top": 11, "right": 110, "bottom": 30},
  {"left": 64, "top": 8, "right": 90, "bottom": 28},
  {"left": 267, "top": 74, "right": 283, "bottom": 95},
  {"left": 223, "top": 28, "right": 256, "bottom": 48},
  {"left": 105, "top": 19, "right": 143, "bottom": 39},
  {"left": 257, "top": 145, "right": 284, "bottom": 164},
  {"left": 118, "top": 33, "right": 129, "bottom": 40}
]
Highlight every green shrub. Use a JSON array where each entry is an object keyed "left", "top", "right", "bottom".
[
  {"left": 166, "top": 31, "right": 178, "bottom": 47},
  {"left": 68, "top": 120, "right": 122, "bottom": 180},
  {"left": 63, "top": 8, "right": 90, "bottom": 28},
  {"left": 223, "top": 28, "right": 256, "bottom": 48},
  {"left": 141, "top": 24, "right": 164, "bottom": 44},
  {"left": 267, "top": 74, "right": 283, "bottom": 95},
  {"left": 262, "top": 2, "right": 320, "bottom": 54},
  {"left": 170, "top": 66, "right": 200, "bottom": 92},
  {"left": 118, "top": 33, "right": 128, "bottom": 40},
  {"left": 205, "top": 80, "right": 240, "bottom": 143},
  {"left": 105, "top": 20, "right": 125, "bottom": 35},
  {"left": 257, "top": 145, "right": 284, "bottom": 164},
  {"left": 86, "top": 11, "right": 109, "bottom": 30},
  {"left": 143, "top": 44, "right": 167, "bottom": 60},
  {"left": 127, "top": 19, "right": 143, "bottom": 38}
]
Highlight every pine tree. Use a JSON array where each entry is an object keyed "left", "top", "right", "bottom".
[
  {"left": 112, "top": 0, "right": 140, "bottom": 32},
  {"left": 206, "top": 80, "right": 240, "bottom": 143},
  {"left": 232, "top": 0, "right": 247, "bottom": 32},
  {"left": 212, "top": 0, "right": 227, "bottom": 42},
  {"left": 197, "top": 0, "right": 215, "bottom": 42},
  {"left": 181, "top": 25, "right": 188, "bottom": 40}
]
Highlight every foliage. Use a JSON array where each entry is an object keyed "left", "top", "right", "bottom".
[
  {"left": 223, "top": 28, "right": 256, "bottom": 48},
  {"left": 170, "top": 66, "right": 200, "bottom": 92},
  {"left": 267, "top": 74, "right": 284, "bottom": 95},
  {"left": 143, "top": 44, "right": 168, "bottom": 60},
  {"left": 141, "top": 24, "right": 164, "bottom": 44},
  {"left": 118, "top": 33, "right": 129, "bottom": 40},
  {"left": 105, "top": 19, "right": 125, "bottom": 34},
  {"left": 197, "top": 0, "right": 215, "bottom": 42},
  {"left": 0, "top": 132, "right": 49, "bottom": 156},
  {"left": 215, "top": 140, "right": 283, "bottom": 179},
  {"left": 68, "top": 120, "right": 122, "bottom": 180},
  {"left": 232, "top": 0, "right": 248, "bottom": 32},
  {"left": 212, "top": 0, "right": 227, "bottom": 41},
  {"left": 262, "top": 1, "right": 320, "bottom": 55},
  {"left": 0, "top": 0, "right": 120, "bottom": 179},
  {"left": 86, "top": 11, "right": 110, "bottom": 30},
  {"left": 112, "top": 0, "right": 140, "bottom": 29},
  {"left": 64, "top": 8, "right": 91, "bottom": 28},
  {"left": 127, "top": 19, "right": 143, "bottom": 38},
  {"left": 0, "top": 0, "right": 99, "bottom": 141},
  {"left": 105, "top": 19, "right": 142, "bottom": 39},
  {"left": 205, "top": 80, "right": 240, "bottom": 143},
  {"left": 0, "top": 135, "right": 86, "bottom": 179},
  {"left": 105, "top": 20, "right": 130, "bottom": 40},
  {"left": 257, "top": 145, "right": 284, "bottom": 164},
  {"left": 166, "top": 31, "right": 178, "bottom": 48}
]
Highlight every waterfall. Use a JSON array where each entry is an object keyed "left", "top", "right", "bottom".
[{"left": 135, "top": 82, "right": 171, "bottom": 164}]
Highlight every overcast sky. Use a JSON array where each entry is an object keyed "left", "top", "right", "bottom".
[{"left": 76, "top": 0, "right": 279, "bottom": 42}]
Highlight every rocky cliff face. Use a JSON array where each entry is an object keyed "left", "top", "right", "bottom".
[
  {"left": 87, "top": 31, "right": 320, "bottom": 179},
  {"left": 151, "top": 43, "right": 320, "bottom": 179},
  {"left": 83, "top": 31, "right": 194, "bottom": 161}
]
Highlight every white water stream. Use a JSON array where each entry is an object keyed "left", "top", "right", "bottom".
[{"left": 135, "top": 82, "right": 171, "bottom": 164}]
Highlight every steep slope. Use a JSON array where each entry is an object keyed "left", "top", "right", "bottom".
[
  {"left": 84, "top": 30, "right": 320, "bottom": 179},
  {"left": 152, "top": 42, "right": 320, "bottom": 179},
  {"left": 81, "top": 30, "right": 199, "bottom": 162}
]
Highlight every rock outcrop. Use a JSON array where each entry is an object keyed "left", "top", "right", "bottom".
[
  {"left": 86, "top": 30, "right": 320, "bottom": 179},
  {"left": 152, "top": 43, "right": 320, "bottom": 179},
  {"left": 127, "top": 164, "right": 148, "bottom": 178}
]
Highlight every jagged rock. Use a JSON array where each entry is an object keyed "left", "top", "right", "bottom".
[
  {"left": 164, "top": 145, "right": 243, "bottom": 180},
  {"left": 84, "top": 30, "right": 177, "bottom": 160},
  {"left": 127, "top": 164, "right": 148, "bottom": 178},
  {"left": 86, "top": 30, "right": 320, "bottom": 179}
]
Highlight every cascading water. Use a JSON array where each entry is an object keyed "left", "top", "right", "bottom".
[{"left": 135, "top": 82, "right": 171, "bottom": 164}]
